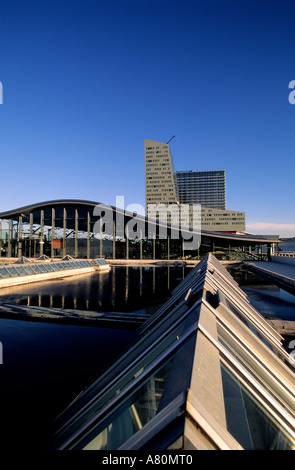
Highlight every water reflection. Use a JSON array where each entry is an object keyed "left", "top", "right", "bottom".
[{"left": 0, "top": 266, "right": 192, "bottom": 316}]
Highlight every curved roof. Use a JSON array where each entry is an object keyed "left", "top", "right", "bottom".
[{"left": 0, "top": 199, "right": 281, "bottom": 244}]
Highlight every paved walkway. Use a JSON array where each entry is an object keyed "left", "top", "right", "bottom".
[
  {"left": 245, "top": 260, "right": 295, "bottom": 293},
  {"left": 248, "top": 261, "right": 295, "bottom": 280},
  {"left": 244, "top": 261, "right": 295, "bottom": 336}
]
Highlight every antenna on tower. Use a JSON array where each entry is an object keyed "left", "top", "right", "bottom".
[{"left": 167, "top": 135, "right": 175, "bottom": 144}]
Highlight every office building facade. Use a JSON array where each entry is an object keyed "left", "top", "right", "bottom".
[
  {"left": 176, "top": 170, "right": 226, "bottom": 210},
  {"left": 144, "top": 139, "right": 245, "bottom": 233},
  {"left": 145, "top": 138, "right": 179, "bottom": 208}
]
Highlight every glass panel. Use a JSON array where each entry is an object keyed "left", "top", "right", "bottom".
[
  {"left": 221, "top": 361, "right": 295, "bottom": 450},
  {"left": 22, "top": 266, "right": 34, "bottom": 275},
  {"left": 224, "top": 299, "right": 293, "bottom": 370},
  {"left": 56, "top": 310, "right": 197, "bottom": 444},
  {"left": 38, "top": 264, "right": 48, "bottom": 273},
  {"left": 50, "top": 264, "right": 58, "bottom": 271},
  {"left": 31, "top": 265, "right": 42, "bottom": 274},
  {"left": 77, "top": 358, "right": 173, "bottom": 450},
  {"left": 1, "top": 268, "right": 12, "bottom": 278},
  {"left": 6, "top": 267, "right": 19, "bottom": 277},
  {"left": 45, "top": 264, "right": 54, "bottom": 272},
  {"left": 63, "top": 263, "right": 71, "bottom": 269},
  {"left": 13, "top": 266, "right": 28, "bottom": 276},
  {"left": 217, "top": 323, "right": 295, "bottom": 414}
]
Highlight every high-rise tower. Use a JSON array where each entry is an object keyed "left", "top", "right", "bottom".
[
  {"left": 176, "top": 170, "right": 226, "bottom": 210},
  {"left": 144, "top": 139, "right": 245, "bottom": 232},
  {"left": 144, "top": 139, "right": 179, "bottom": 213}
]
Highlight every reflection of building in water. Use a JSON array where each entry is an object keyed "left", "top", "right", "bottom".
[{"left": 2, "top": 266, "right": 190, "bottom": 315}]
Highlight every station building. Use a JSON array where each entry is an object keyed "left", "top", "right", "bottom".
[{"left": 0, "top": 199, "right": 279, "bottom": 261}]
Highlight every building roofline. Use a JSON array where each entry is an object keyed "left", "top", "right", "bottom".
[{"left": 0, "top": 199, "right": 281, "bottom": 244}]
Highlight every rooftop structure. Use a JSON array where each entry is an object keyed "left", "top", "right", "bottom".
[
  {"left": 0, "top": 199, "right": 279, "bottom": 261},
  {"left": 49, "top": 253, "right": 295, "bottom": 450}
]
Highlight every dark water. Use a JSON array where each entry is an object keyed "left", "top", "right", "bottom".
[
  {"left": 0, "top": 265, "right": 191, "bottom": 315},
  {"left": 0, "top": 318, "right": 137, "bottom": 449},
  {"left": 0, "top": 266, "right": 191, "bottom": 449}
]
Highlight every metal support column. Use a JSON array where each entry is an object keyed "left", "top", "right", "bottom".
[
  {"left": 100, "top": 217, "right": 103, "bottom": 258},
  {"left": 113, "top": 220, "right": 116, "bottom": 259},
  {"left": 140, "top": 231, "right": 143, "bottom": 260},
  {"left": 167, "top": 236, "right": 170, "bottom": 260},
  {"left": 75, "top": 208, "right": 78, "bottom": 259},
  {"left": 18, "top": 216, "right": 22, "bottom": 258},
  {"left": 8, "top": 219, "right": 12, "bottom": 257},
  {"left": 63, "top": 207, "right": 67, "bottom": 257},
  {"left": 40, "top": 210, "right": 44, "bottom": 256},
  {"left": 29, "top": 213, "right": 33, "bottom": 258},
  {"left": 153, "top": 236, "right": 156, "bottom": 260},
  {"left": 87, "top": 210, "right": 90, "bottom": 259},
  {"left": 51, "top": 208, "right": 55, "bottom": 259},
  {"left": 126, "top": 226, "right": 129, "bottom": 260}
]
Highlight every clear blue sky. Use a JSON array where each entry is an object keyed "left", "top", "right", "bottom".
[{"left": 0, "top": 0, "right": 294, "bottom": 237}]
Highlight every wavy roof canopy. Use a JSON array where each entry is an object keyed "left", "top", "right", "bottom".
[{"left": 0, "top": 199, "right": 281, "bottom": 245}]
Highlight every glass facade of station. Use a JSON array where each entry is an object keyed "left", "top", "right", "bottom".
[{"left": 0, "top": 200, "right": 278, "bottom": 261}]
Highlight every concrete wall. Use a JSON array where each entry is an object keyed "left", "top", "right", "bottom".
[{"left": 0, "top": 267, "right": 95, "bottom": 288}]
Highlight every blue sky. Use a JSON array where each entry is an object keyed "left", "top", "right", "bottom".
[{"left": 0, "top": 0, "right": 294, "bottom": 237}]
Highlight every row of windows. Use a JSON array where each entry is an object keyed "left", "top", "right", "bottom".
[
  {"left": 202, "top": 221, "right": 245, "bottom": 226},
  {"left": 145, "top": 151, "right": 169, "bottom": 156},
  {"left": 178, "top": 186, "right": 225, "bottom": 190},
  {"left": 146, "top": 158, "right": 170, "bottom": 163},
  {"left": 203, "top": 217, "right": 244, "bottom": 222},
  {"left": 176, "top": 171, "right": 225, "bottom": 177}
]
